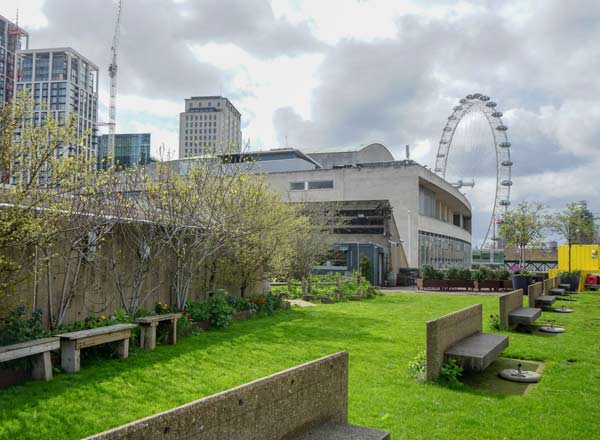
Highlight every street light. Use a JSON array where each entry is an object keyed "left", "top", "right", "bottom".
[{"left": 407, "top": 210, "right": 411, "bottom": 267}]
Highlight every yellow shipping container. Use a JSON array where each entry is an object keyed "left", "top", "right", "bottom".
[{"left": 555, "top": 244, "right": 600, "bottom": 291}]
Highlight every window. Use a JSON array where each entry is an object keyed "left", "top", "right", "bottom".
[
  {"left": 289, "top": 182, "right": 305, "bottom": 191},
  {"left": 308, "top": 180, "right": 334, "bottom": 190},
  {"left": 453, "top": 212, "right": 461, "bottom": 227}
]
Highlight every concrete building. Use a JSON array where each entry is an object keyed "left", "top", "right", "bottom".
[
  {"left": 149, "top": 143, "right": 472, "bottom": 285},
  {"left": 179, "top": 96, "right": 242, "bottom": 158},
  {"left": 0, "top": 14, "right": 28, "bottom": 106},
  {"left": 97, "top": 133, "right": 152, "bottom": 170},
  {"left": 16, "top": 47, "right": 99, "bottom": 160}
]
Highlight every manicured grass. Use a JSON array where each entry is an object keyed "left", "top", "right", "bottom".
[{"left": 1, "top": 293, "right": 600, "bottom": 439}]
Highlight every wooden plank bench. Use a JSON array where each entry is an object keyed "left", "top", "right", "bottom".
[
  {"left": 0, "top": 337, "right": 60, "bottom": 381},
  {"left": 426, "top": 304, "right": 508, "bottom": 381},
  {"left": 500, "top": 289, "right": 542, "bottom": 328},
  {"left": 86, "top": 352, "right": 390, "bottom": 440},
  {"left": 58, "top": 323, "right": 138, "bottom": 373},
  {"left": 135, "top": 313, "right": 182, "bottom": 350}
]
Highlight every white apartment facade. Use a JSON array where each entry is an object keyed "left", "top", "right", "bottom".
[
  {"left": 179, "top": 96, "right": 242, "bottom": 158},
  {"left": 0, "top": 13, "right": 29, "bottom": 106}
]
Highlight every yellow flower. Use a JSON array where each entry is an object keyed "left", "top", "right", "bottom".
[
  {"left": 162, "top": 303, "right": 168, "bottom": 310},
  {"left": 100, "top": 314, "right": 107, "bottom": 321}
]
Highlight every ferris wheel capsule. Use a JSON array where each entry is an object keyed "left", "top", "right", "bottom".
[
  {"left": 501, "top": 160, "right": 513, "bottom": 166},
  {"left": 501, "top": 180, "right": 513, "bottom": 186},
  {"left": 486, "top": 102, "right": 497, "bottom": 107},
  {"left": 444, "top": 126, "right": 453, "bottom": 132},
  {"left": 500, "top": 200, "right": 511, "bottom": 207},
  {"left": 480, "top": 95, "right": 490, "bottom": 101},
  {"left": 491, "top": 112, "right": 503, "bottom": 117},
  {"left": 459, "top": 99, "right": 467, "bottom": 104},
  {"left": 466, "top": 94, "right": 474, "bottom": 100},
  {"left": 499, "top": 142, "right": 511, "bottom": 148},
  {"left": 496, "top": 125, "right": 508, "bottom": 131}
]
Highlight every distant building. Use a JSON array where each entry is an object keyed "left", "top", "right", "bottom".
[
  {"left": 16, "top": 47, "right": 99, "bottom": 160},
  {"left": 179, "top": 96, "right": 242, "bottom": 158},
  {"left": 0, "top": 14, "right": 29, "bottom": 106},
  {"left": 145, "top": 143, "right": 473, "bottom": 284},
  {"left": 97, "top": 133, "right": 152, "bottom": 170}
]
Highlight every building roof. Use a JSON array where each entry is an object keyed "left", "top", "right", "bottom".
[{"left": 17, "top": 47, "right": 99, "bottom": 70}]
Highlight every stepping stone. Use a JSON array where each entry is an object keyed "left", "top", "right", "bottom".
[
  {"left": 539, "top": 325, "right": 565, "bottom": 333},
  {"left": 499, "top": 367, "right": 541, "bottom": 383},
  {"left": 553, "top": 307, "right": 573, "bottom": 313}
]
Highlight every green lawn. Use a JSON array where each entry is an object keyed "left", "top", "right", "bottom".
[{"left": 1, "top": 293, "right": 600, "bottom": 439}]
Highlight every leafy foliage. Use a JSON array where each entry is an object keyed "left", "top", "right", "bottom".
[
  {"left": 498, "top": 202, "right": 547, "bottom": 266},
  {"left": 408, "top": 350, "right": 427, "bottom": 382},
  {"left": 0, "top": 305, "right": 48, "bottom": 346},
  {"left": 439, "top": 358, "right": 464, "bottom": 387}
]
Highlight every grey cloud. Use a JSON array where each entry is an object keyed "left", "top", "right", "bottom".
[{"left": 27, "top": 0, "right": 322, "bottom": 101}]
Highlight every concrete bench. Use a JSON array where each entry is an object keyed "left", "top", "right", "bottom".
[
  {"left": 500, "top": 289, "right": 542, "bottom": 329},
  {"left": 85, "top": 352, "right": 390, "bottom": 440},
  {"left": 509, "top": 307, "right": 542, "bottom": 326},
  {"left": 426, "top": 304, "right": 508, "bottom": 381},
  {"left": 58, "top": 323, "right": 138, "bottom": 373},
  {"left": 0, "top": 337, "right": 60, "bottom": 381},
  {"left": 544, "top": 277, "right": 564, "bottom": 295},
  {"left": 135, "top": 313, "right": 181, "bottom": 350},
  {"left": 549, "top": 288, "right": 566, "bottom": 295},
  {"left": 529, "top": 282, "right": 556, "bottom": 308}
]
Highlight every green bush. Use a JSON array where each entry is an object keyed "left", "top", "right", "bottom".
[
  {"left": 421, "top": 265, "right": 444, "bottom": 279},
  {"left": 488, "top": 314, "right": 503, "bottom": 331},
  {"left": 457, "top": 267, "right": 472, "bottom": 280},
  {"left": 0, "top": 306, "right": 48, "bottom": 346},
  {"left": 498, "top": 269, "right": 511, "bottom": 280},
  {"left": 445, "top": 267, "right": 461, "bottom": 279},
  {"left": 439, "top": 358, "right": 463, "bottom": 387},
  {"left": 408, "top": 350, "right": 426, "bottom": 382},
  {"left": 187, "top": 294, "right": 235, "bottom": 328}
]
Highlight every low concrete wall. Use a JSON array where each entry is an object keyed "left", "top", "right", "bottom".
[
  {"left": 86, "top": 352, "right": 349, "bottom": 440},
  {"left": 426, "top": 304, "right": 482, "bottom": 381},
  {"left": 528, "top": 282, "right": 544, "bottom": 308},
  {"left": 499, "top": 289, "right": 523, "bottom": 329}
]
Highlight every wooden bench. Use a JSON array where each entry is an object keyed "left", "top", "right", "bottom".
[
  {"left": 58, "top": 323, "right": 138, "bottom": 373},
  {"left": 135, "top": 313, "right": 181, "bottom": 350},
  {"left": 500, "top": 289, "right": 542, "bottom": 328},
  {"left": 0, "top": 337, "right": 60, "bottom": 381},
  {"left": 86, "top": 352, "right": 389, "bottom": 440},
  {"left": 426, "top": 304, "right": 508, "bottom": 381},
  {"left": 529, "top": 282, "right": 556, "bottom": 308}
]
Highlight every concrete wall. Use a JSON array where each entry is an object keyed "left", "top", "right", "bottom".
[
  {"left": 1, "top": 224, "right": 260, "bottom": 326},
  {"left": 426, "top": 304, "right": 482, "bottom": 381},
  {"left": 528, "top": 282, "right": 544, "bottom": 308},
  {"left": 499, "top": 289, "right": 523, "bottom": 328},
  {"left": 86, "top": 352, "right": 349, "bottom": 440}
]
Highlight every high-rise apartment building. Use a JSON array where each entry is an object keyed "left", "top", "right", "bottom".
[
  {"left": 97, "top": 133, "right": 152, "bottom": 170},
  {"left": 0, "top": 14, "right": 28, "bottom": 106},
  {"left": 179, "top": 96, "right": 242, "bottom": 158},
  {"left": 16, "top": 47, "right": 99, "bottom": 159}
]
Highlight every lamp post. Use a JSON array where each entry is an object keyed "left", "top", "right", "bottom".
[{"left": 407, "top": 210, "right": 411, "bottom": 268}]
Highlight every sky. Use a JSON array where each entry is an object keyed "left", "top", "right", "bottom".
[{"left": 3, "top": 0, "right": 600, "bottom": 245}]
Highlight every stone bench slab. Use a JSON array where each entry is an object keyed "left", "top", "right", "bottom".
[
  {"left": 549, "top": 288, "right": 566, "bottom": 295},
  {"left": 445, "top": 332, "right": 508, "bottom": 371},
  {"left": 293, "top": 422, "right": 391, "bottom": 440},
  {"left": 509, "top": 307, "right": 541, "bottom": 325},
  {"left": 535, "top": 295, "right": 556, "bottom": 306}
]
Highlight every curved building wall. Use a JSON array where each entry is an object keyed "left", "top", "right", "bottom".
[{"left": 262, "top": 160, "right": 472, "bottom": 269}]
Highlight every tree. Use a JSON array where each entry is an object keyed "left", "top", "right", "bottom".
[
  {"left": 217, "top": 175, "right": 302, "bottom": 297},
  {"left": 288, "top": 202, "right": 342, "bottom": 296},
  {"left": 498, "top": 202, "right": 547, "bottom": 268},
  {"left": 548, "top": 202, "right": 598, "bottom": 272},
  {"left": 0, "top": 91, "right": 97, "bottom": 319}
]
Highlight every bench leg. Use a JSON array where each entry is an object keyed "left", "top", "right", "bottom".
[
  {"left": 140, "top": 324, "right": 157, "bottom": 350},
  {"left": 31, "top": 351, "right": 53, "bottom": 381},
  {"left": 166, "top": 319, "right": 177, "bottom": 345},
  {"left": 61, "top": 340, "right": 80, "bottom": 373},
  {"left": 116, "top": 337, "right": 129, "bottom": 359}
]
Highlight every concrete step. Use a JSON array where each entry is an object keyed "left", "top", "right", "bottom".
[{"left": 293, "top": 422, "right": 390, "bottom": 440}]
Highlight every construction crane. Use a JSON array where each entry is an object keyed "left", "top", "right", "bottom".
[{"left": 107, "top": 0, "right": 123, "bottom": 166}]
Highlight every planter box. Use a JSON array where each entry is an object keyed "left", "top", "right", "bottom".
[
  {"left": 512, "top": 275, "right": 531, "bottom": 293},
  {"left": 475, "top": 280, "right": 503, "bottom": 291},
  {"left": 232, "top": 310, "right": 253, "bottom": 321},
  {"left": 416, "top": 278, "right": 448, "bottom": 290},
  {"left": 503, "top": 280, "right": 513, "bottom": 290},
  {"left": 194, "top": 320, "right": 211, "bottom": 331},
  {"left": 446, "top": 279, "right": 475, "bottom": 290}
]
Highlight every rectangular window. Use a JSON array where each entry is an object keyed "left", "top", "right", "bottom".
[
  {"left": 289, "top": 182, "right": 305, "bottom": 191},
  {"left": 453, "top": 212, "right": 461, "bottom": 227},
  {"left": 308, "top": 180, "right": 334, "bottom": 190}
]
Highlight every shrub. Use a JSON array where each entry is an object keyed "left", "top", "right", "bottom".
[
  {"left": 360, "top": 256, "right": 371, "bottom": 281},
  {"left": 445, "top": 267, "right": 461, "bottom": 279},
  {"left": 0, "top": 305, "right": 48, "bottom": 346},
  {"left": 498, "top": 269, "right": 511, "bottom": 280},
  {"left": 457, "top": 267, "right": 472, "bottom": 280},
  {"left": 472, "top": 269, "right": 486, "bottom": 283},
  {"left": 439, "top": 358, "right": 463, "bottom": 387},
  {"left": 488, "top": 314, "right": 503, "bottom": 331},
  {"left": 408, "top": 350, "right": 426, "bottom": 382},
  {"left": 421, "top": 265, "right": 443, "bottom": 279}
]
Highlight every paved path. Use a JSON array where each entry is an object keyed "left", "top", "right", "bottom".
[{"left": 286, "top": 299, "right": 317, "bottom": 307}]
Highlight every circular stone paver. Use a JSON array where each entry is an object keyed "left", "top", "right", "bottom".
[
  {"left": 499, "top": 368, "right": 542, "bottom": 383},
  {"left": 539, "top": 325, "right": 566, "bottom": 333},
  {"left": 553, "top": 307, "right": 573, "bottom": 313}
]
